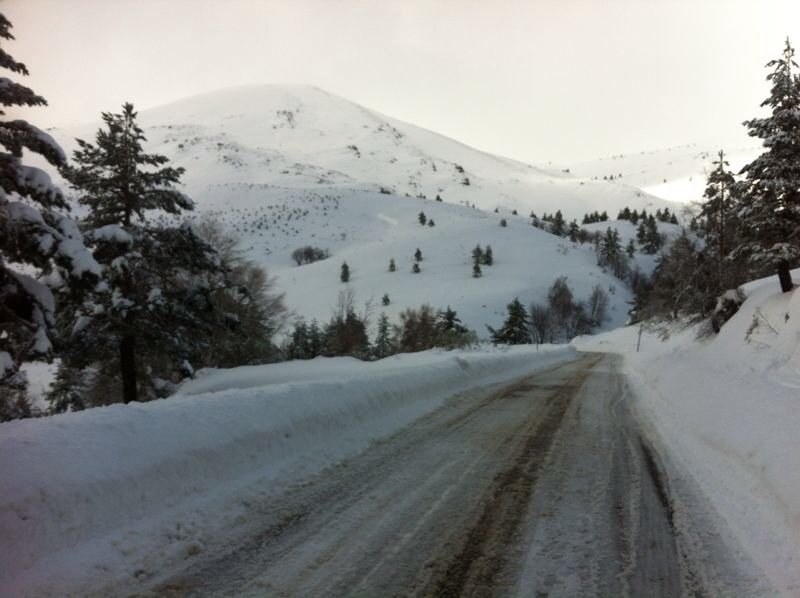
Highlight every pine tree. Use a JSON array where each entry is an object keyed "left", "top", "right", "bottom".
[
  {"left": 340, "top": 261, "right": 350, "bottom": 282},
  {"left": 437, "top": 306, "right": 468, "bottom": 335},
  {"left": 488, "top": 298, "right": 531, "bottom": 345},
  {"left": 428, "top": 219, "right": 435, "bottom": 227},
  {"left": 412, "top": 262, "right": 421, "bottom": 273},
  {"left": 418, "top": 211, "right": 427, "bottom": 226},
  {"left": 482, "top": 245, "right": 494, "bottom": 266},
  {"left": 288, "top": 319, "right": 310, "bottom": 359},
  {"left": 60, "top": 104, "right": 225, "bottom": 405},
  {"left": 471, "top": 244, "right": 483, "bottom": 263},
  {"left": 414, "top": 248, "right": 423, "bottom": 262},
  {"left": 500, "top": 218, "right": 507, "bottom": 227},
  {"left": 0, "top": 14, "right": 99, "bottom": 409},
  {"left": 626, "top": 238, "right": 636, "bottom": 258},
  {"left": 636, "top": 220, "right": 647, "bottom": 245},
  {"left": 372, "top": 313, "right": 394, "bottom": 359},
  {"left": 382, "top": 293, "right": 390, "bottom": 305},
  {"left": 551, "top": 210, "right": 566, "bottom": 236},
  {"left": 737, "top": 39, "right": 800, "bottom": 292},
  {"left": 308, "top": 319, "right": 323, "bottom": 358},
  {"left": 388, "top": 258, "right": 396, "bottom": 272},
  {"left": 642, "top": 215, "right": 663, "bottom": 254},
  {"left": 568, "top": 220, "right": 580, "bottom": 242},
  {"left": 472, "top": 261, "right": 483, "bottom": 278},
  {"left": 598, "top": 227, "right": 628, "bottom": 279},
  {"left": 701, "top": 150, "right": 739, "bottom": 285}
]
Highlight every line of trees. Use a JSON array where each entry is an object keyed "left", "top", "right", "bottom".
[
  {"left": 639, "top": 40, "right": 800, "bottom": 326},
  {"left": 284, "top": 295, "right": 475, "bottom": 361},
  {"left": 488, "top": 278, "right": 610, "bottom": 345}
]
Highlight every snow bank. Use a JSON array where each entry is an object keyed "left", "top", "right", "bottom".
[
  {"left": 0, "top": 344, "right": 575, "bottom": 595},
  {"left": 574, "top": 272, "right": 800, "bottom": 595}
]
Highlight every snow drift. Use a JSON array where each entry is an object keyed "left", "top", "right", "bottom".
[
  {"left": 575, "top": 271, "right": 800, "bottom": 595},
  {"left": 1, "top": 345, "right": 575, "bottom": 595}
]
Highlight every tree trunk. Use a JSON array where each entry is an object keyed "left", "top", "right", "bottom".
[
  {"left": 778, "top": 260, "right": 793, "bottom": 293},
  {"left": 120, "top": 334, "right": 138, "bottom": 404}
]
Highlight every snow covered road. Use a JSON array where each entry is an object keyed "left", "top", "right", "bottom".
[{"left": 146, "top": 353, "right": 758, "bottom": 597}]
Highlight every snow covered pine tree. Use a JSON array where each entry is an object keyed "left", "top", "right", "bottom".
[
  {"left": 488, "top": 298, "right": 531, "bottom": 345},
  {"left": 58, "top": 103, "right": 226, "bottom": 405},
  {"left": 738, "top": 39, "right": 800, "bottom": 292},
  {"left": 0, "top": 13, "right": 99, "bottom": 418}
]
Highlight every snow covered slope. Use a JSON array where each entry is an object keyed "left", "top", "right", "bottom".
[
  {"left": 49, "top": 85, "right": 679, "bottom": 333},
  {"left": 108, "top": 84, "right": 673, "bottom": 219},
  {"left": 574, "top": 271, "right": 800, "bottom": 595},
  {"left": 569, "top": 143, "right": 760, "bottom": 204}
]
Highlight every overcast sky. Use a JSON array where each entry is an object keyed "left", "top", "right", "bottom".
[{"left": 5, "top": 0, "right": 800, "bottom": 164}]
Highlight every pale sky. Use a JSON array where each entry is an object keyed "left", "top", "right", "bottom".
[{"left": 4, "top": 0, "right": 800, "bottom": 164}]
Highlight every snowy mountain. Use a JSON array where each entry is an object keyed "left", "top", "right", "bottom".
[{"left": 50, "top": 85, "right": 682, "bottom": 334}]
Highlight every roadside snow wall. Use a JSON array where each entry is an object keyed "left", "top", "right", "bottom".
[{"left": 1, "top": 345, "right": 575, "bottom": 593}]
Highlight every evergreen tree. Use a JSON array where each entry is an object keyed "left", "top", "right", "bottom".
[
  {"left": 568, "top": 220, "right": 580, "bottom": 242},
  {"left": 59, "top": 103, "right": 223, "bottom": 405},
  {"left": 644, "top": 232, "right": 714, "bottom": 319},
  {"left": 598, "top": 227, "right": 628, "bottom": 279},
  {"left": 388, "top": 258, "right": 396, "bottom": 272},
  {"left": 0, "top": 14, "right": 99, "bottom": 412},
  {"left": 626, "top": 238, "right": 636, "bottom": 258},
  {"left": 288, "top": 319, "right": 310, "bottom": 359},
  {"left": 418, "top": 211, "right": 427, "bottom": 226},
  {"left": 482, "top": 245, "right": 494, "bottom": 266},
  {"left": 701, "top": 150, "right": 739, "bottom": 286},
  {"left": 308, "top": 319, "right": 323, "bottom": 358},
  {"left": 471, "top": 244, "right": 483, "bottom": 263},
  {"left": 737, "top": 39, "right": 800, "bottom": 292},
  {"left": 414, "top": 248, "right": 423, "bottom": 262},
  {"left": 500, "top": 218, "right": 508, "bottom": 227},
  {"left": 382, "top": 293, "right": 390, "bottom": 306},
  {"left": 551, "top": 210, "right": 566, "bottom": 236},
  {"left": 372, "top": 312, "right": 394, "bottom": 359},
  {"left": 636, "top": 220, "right": 647, "bottom": 245},
  {"left": 412, "top": 262, "right": 421, "bottom": 273},
  {"left": 437, "top": 306, "right": 469, "bottom": 335},
  {"left": 642, "top": 215, "right": 663, "bottom": 254},
  {"left": 472, "top": 261, "right": 482, "bottom": 278},
  {"left": 428, "top": 219, "right": 435, "bottom": 227},
  {"left": 340, "top": 261, "right": 350, "bottom": 282},
  {"left": 488, "top": 298, "right": 531, "bottom": 345}
]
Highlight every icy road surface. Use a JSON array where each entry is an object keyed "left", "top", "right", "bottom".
[{"left": 151, "top": 353, "right": 759, "bottom": 597}]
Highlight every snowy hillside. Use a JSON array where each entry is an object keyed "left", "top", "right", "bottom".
[
  {"left": 582, "top": 218, "right": 684, "bottom": 276},
  {"left": 185, "top": 186, "right": 636, "bottom": 334},
  {"left": 575, "top": 271, "right": 800, "bottom": 595},
  {"left": 47, "top": 85, "right": 681, "bottom": 334},
  {"left": 102, "top": 84, "right": 673, "bottom": 219},
  {"left": 569, "top": 143, "right": 759, "bottom": 204}
]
